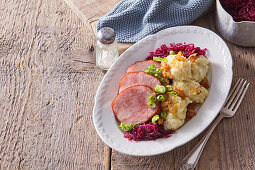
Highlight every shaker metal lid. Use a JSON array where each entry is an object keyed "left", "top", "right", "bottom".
[{"left": 97, "top": 27, "right": 116, "bottom": 44}]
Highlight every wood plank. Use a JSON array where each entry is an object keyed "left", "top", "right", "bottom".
[
  {"left": 111, "top": 12, "right": 255, "bottom": 170},
  {"left": 64, "top": 0, "right": 134, "bottom": 55},
  {"left": 64, "top": 0, "right": 121, "bottom": 35},
  {"left": 0, "top": 0, "right": 110, "bottom": 169},
  {"left": 66, "top": 0, "right": 121, "bottom": 23},
  {"left": 1, "top": 0, "right": 255, "bottom": 169}
]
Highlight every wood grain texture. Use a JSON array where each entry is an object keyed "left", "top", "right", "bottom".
[
  {"left": 63, "top": 0, "right": 121, "bottom": 35},
  {"left": 1, "top": 0, "right": 255, "bottom": 170},
  {"left": 0, "top": 0, "right": 110, "bottom": 169},
  {"left": 64, "top": 0, "right": 134, "bottom": 55},
  {"left": 111, "top": 12, "right": 255, "bottom": 170},
  {"left": 68, "top": 0, "right": 121, "bottom": 23}
]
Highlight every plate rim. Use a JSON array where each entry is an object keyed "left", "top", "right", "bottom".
[{"left": 93, "top": 25, "right": 233, "bottom": 156}]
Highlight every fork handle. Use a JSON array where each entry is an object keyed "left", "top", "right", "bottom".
[{"left": 176, "top": 113, "right": 224, "bottom": 170}]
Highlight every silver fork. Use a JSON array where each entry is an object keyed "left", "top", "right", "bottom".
[{"left": 176, "top": 79, "right": 250, "bottom": 170}]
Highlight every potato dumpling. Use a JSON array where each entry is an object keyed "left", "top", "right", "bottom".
[
  {"left": 161, "top": 52, "right": 209, "bottom": 82},
  {"left": 162, "top": 94, "right": 192, "bottom": 130},
  {"left": 163, "top": 113, "right": 185, "bottom": 130},
  {"left": 174, "top": 80, "right": 209, "bottom": 103},
  {"left": 161, "top": 52, "right": 192, "bottom": 81},
  {"left": 189, "top": 55, "right": 209, "bottom": 82}
]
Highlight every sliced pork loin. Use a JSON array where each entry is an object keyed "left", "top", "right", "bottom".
[
  {"left": 112, "top": 85, "right": 160, "bottom": 124},
  {"left": 127, "top": 60, "right": 170, "bottom": 85},
  {"left": 127, "top": 60, "right": 161, "bottom": 73},
  {"left": 119, "top": 71, "right": 161, "bottom": 93}
]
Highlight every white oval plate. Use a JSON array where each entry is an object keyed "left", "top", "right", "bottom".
[{"left": 93, "top": 26, "right": 233, "bottom": 156}]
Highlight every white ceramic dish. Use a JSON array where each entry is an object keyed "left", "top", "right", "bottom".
[{"left": 93, "top": 26, "right": 233, "bottom": 156}]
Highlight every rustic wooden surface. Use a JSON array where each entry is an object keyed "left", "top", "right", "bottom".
[
  {"left": 64, "top": 0, "right": 121, "bottom": 35},
  {"left": 0, "top": 0, "right": 254, "bottom": 170},
  {"left": 64, "top": 0, "right": 133, "bottom": 55}
]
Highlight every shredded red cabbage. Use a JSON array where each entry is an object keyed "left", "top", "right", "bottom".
[
  {"left": 221, "top": 0, "right": 255, "bottom": 22},
  {"left": 124, "top": 122, "right": 175, "bottom": 141},
  {"left": 146, "top": 43, "right": 207, "bottom": 60}
]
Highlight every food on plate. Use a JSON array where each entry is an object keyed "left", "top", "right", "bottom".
[
  {"left": 161, "top": 93, "right": 192, "bottom": 130},
  {"left": 123, "top": 122, "right": 175, "bottom": 141},
  {"left": 127, "top": 60, "right": 161, "bottom": 73},
  {"left": 200, "top": 77, "right": 210, "bottom": 89},
  {"left": 186, "top": 103, "right": 197, "bottom": 121},
  {"left": 190, "top": 55, "right": 209, "bottom": 82},
  {"left": 161, "top": 52, "right": 192, "bottom": 81},
  {"left": 161, "top": 52, "right": 209, "bottom": 82},
  {"left": 147, "top": 43, "right": 206, "bottom": 59},
  {"left": 173, "top": 80, "right": 208, "bottom": 103},
  {"left": 112, "top": 43, "right": 210, "bottom": 141},
  {"left": 112, "top": 85, "right": 160, "bottom": 124},
  {"left": 119, "top": 72, "right": 161, "bottom": 93}
]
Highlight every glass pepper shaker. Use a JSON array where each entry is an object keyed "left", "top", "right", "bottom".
[{"left": 96, "top": 27, "right": 119, "bottom": 70}]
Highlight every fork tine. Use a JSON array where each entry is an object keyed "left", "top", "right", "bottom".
[
  {"left": 225, "top": 78, "right": 242, "bottom": 104},
  {"left": 233, "top": 82, "right": 250, "bottom": 112},
  {"left": 229, "top": 80, "right": 247, "bottom": 110},
  {"left": 225, "top": 79, "right": 243, "bottom": 108}
]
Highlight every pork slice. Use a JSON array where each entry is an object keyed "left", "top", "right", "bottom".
[
  {"left": 127, "top": 60, "right": 169, "bottom": 85},
  {"left": 127, "top": 60, "right": 161, "bottom": 73},
  {"left": 112, "top": 85, "right": 160, "bottom": 124},
  {"left": 119, "top": 71, "right": 161, "bottom": 93}
]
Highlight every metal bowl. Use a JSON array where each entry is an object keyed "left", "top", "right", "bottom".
[{"left": 215, "top": 0, "right": 255, "bottom": 47}]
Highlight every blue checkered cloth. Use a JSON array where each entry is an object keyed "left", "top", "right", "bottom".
[{"left": 97, "top": 0, "right": 214, "bottom": 42}]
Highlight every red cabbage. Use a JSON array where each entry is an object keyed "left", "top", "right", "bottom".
[
  {"left": 146, "top": 43, "right": 207, "bottom": 60},
  {"left": 221, "top": 0, "right": 255, "bottom": 22},
  {"left": 124, "top": 122, "right": 175, "bottom": 141}
]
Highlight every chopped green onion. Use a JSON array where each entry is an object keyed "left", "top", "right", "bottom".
[
  {"left": 152, "top": 115, "right": 159, "bottom": 125},
  {"left": 148, "top": 102, "right": 156, "bottom": 109},
  {"left": 125, "top": 123, "right": 132, "bottom": 131},
  {"left": 170, "top": 91, "right": 178, "bottom": 96},
  {"left": 144, "top": 68, "right": 153, "bottom": 75},
  {"left": 155, "top": 68, "right": 161, "bottom": 74},
  {"left": 155, "top": 85, "right": 166, "bottom": 94},
  {"left": 156, "top": 95, "right": 165, "bottom": 102},
  {"left": 170, "top": 51, "right": 175, "bottom": 55},
  {"left": 162, "top": 57, "right": 167, "bottom": 62},
  {"left": 119, "top": 123, "right": 126, "bottom": 131},
  {"left": 148, "top": 95, "right": 156, "bottom": 103},
  {"left": 148, "top": 64, "right": 156, "bottom": 70},
  {"left": 153, "top": 57, "right": 163, "bottom": 62},
  {"left": 166, "top": 85, "right": 173, "bottom": 91},
  {"left": 160, "top": 78, "right": 166, "bottom": 83},
  {"left": 154, "top": 73, "right": 161, "bottom": 79},
  {"left": 119, "top": 123, "right": 140, "bottom": 131},
  {"left": 160, "top": 112, "right": 167, "bottom": 119}
]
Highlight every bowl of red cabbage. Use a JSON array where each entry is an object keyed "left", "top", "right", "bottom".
[{"left": 216, "top": 0, "right": 255, "bottom": 47}]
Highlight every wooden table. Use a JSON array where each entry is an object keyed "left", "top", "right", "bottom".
[{"left": 0, "top": 1, "right": 254, "bottom": 169}]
